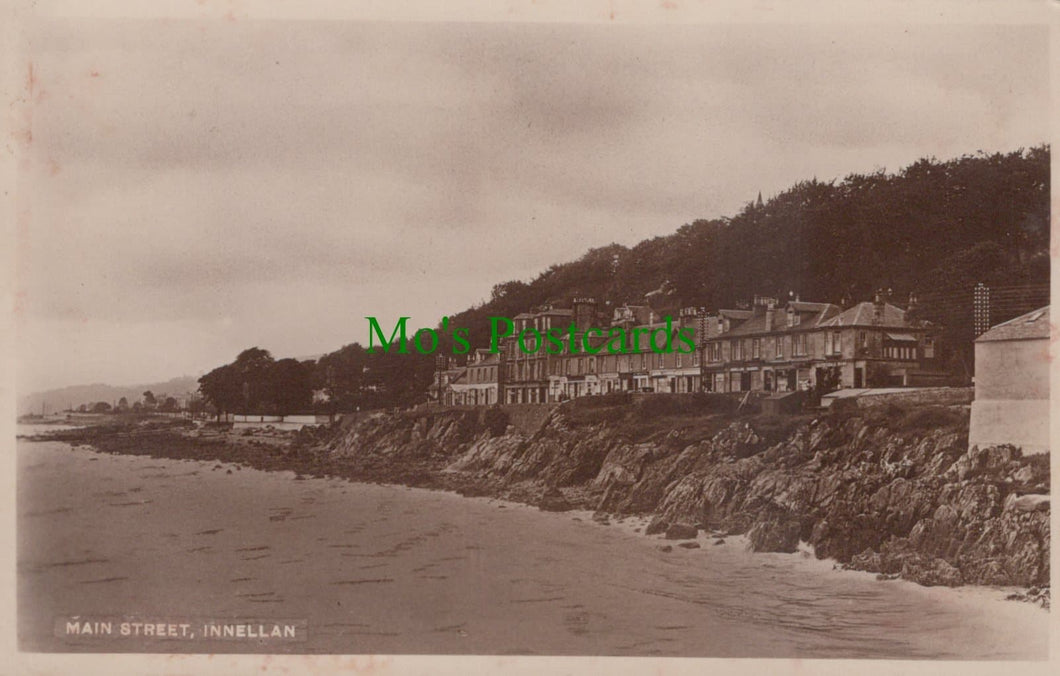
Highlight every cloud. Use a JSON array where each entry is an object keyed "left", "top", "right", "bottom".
[{"left": 16, "top": 18, "right": 1050, "bottom": 391}]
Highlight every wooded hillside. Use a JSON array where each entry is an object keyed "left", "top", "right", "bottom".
[{"left": 214, "top": 146, "right": 1051, "bottom": 411}]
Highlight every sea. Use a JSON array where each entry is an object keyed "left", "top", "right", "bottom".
[{"left": 15, "top": 430, "right": 1049, "bottom": 659}]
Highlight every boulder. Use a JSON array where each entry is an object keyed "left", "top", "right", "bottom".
[
  {"left": 664, "top": 523, "right": 699, "bottom": 540},
  {"left": 656, "top": 545, "right": 673, "bottom": 553},
  {"left": 849, "top": 548, "right": 884, "bottom": 573},
  {"left": 901, "top": 556, "right": 963, "bottom": 587},
  {"left": 1004, "top": 494, "right": 1049, "bottom": 513},
  {"left": 538, "top": 494, "right": 573, "bottom": 512},
  {"left": 677, "top": 541, "right": 701, "bottom": 549},
  {"left": 644, "top": 516, "right": 669, "bottom": 536},
  {"left": 748, "top": 518, "right": 801, "bottom": 553}
]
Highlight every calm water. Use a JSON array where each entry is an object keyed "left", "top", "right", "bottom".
[{"left": 17, "top": 438, "right": 1048, "bottom": 658}]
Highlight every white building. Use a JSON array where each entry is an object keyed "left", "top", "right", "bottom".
[{"left": 968, "top": 306, "right": 1050, "bottom": 455}]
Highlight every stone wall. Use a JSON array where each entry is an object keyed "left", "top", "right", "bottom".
[
  {"left": 853, "top": 387, "right": 973, "bottom": 409},
  {"left": 497, "top": 404, "right": 557, "bottom": 435}
]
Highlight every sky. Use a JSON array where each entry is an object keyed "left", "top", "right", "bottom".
[{"left": 14, "top": 14, "right": 1051, "bottom": 394}]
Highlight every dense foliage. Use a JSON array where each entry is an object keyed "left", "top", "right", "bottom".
[
  {"left": 198, "top": 348, "right": 316, "bottom": 417},
  {"left": 443, "top": 147, "right": 1048, "bottom": 350},
  {"left": 202, "top": 147, "right": 1049, "bottom": 413}
]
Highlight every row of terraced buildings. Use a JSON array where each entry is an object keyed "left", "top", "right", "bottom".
[{"left": 430, "top": 295, "right": 948, "bottom": 407}]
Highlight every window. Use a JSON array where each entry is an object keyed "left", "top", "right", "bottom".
[
  {"left": 832, "top": 331, "right": 841, "bottom": 355},
  {"left": 676, "top": 352, "right": 682, "bottom": 368},
  {"left": 752, "top": 339, "right": 761, "bottom": 359},
  {"left": 794, "top": 334, "right": 807, "bottom": 356},
  {"left": 884, "top": 345, "right": 916, "bottom": 361},
  {"left": 858, "top": 331, "right": 867, "bottom": 349},
  {"left": 654, "top": 352, "right": 663, "bottom": 368},
  {"left": 692, "top": 349, "right": 701, "bottom": 367},
  {"left": 924, "top": 338, "right": 934, "bottom": 359},
  {"left": 731, "top": 340, "right": 741, "bottom": 360}
]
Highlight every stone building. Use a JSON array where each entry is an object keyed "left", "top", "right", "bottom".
[{"left": 700, "top": 295, "right": 945, "bottom": 393}]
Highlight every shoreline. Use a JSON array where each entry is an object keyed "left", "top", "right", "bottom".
[
  {"left": 17, "top": 418, "right": 1051, "bottom": 607},
  {"left": 16, "top": 437, "right": 1049, "bottom": 658}
]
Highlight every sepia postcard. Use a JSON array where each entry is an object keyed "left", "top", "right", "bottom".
[{"left": 3, "top": 1, "right": 1057, "bottom": 674}]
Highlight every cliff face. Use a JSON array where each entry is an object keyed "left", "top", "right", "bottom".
[{"left": 325, "top": 403, "right": 1049, "bottom": 588}]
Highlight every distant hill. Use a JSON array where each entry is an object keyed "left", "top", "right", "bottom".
[
  {"left": 314, "top": 146, "right": 1050, "bottom": 407},
  {"left": 18, "top": 376, "right": 201, "bottom": 415},
  {"left": 438, "top": 146, "right": 1049, "bottom": 363}
]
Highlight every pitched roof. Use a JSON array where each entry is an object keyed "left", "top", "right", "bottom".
[
  {"left": 470, "top": 350, "right": 501, "bottom": 365},
  {"left": 787, "top": 301, "right": 835, "bottom": 314},
  {"left": 718, "top": 309, "right": 753, "bottom": 320},
  {"left": 977, "top": 306, "right": 1050, "bottom": 342},
  {"left": 723, "top": 302, "right": 840, "bottom": 337},
  {"left": 819, "top": 302, "right": 910, "bottom": 328}
]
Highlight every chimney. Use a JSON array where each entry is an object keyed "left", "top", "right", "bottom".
[
  {"left": 765, "top": 304, "right": 775, "bottom": 332},
  {"left": 873, "top": 289, "right": 888, "bottom": 325},
  {"left": 678, "top": 306, "right": 701, "bottom": 330},
  {"left": 572, "top": 297, "right": 597, "bottom": 331},
  {"left": 906, "top": 292, "right": 919, "bottom": 325}
]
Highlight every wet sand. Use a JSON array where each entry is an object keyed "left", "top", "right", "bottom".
[{"left": 17, "top": 440, "right": 1048, "bottom": 658}]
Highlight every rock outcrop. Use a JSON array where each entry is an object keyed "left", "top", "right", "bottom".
[{"left": 323, "top": 403, "right": 1050, "bottom": 588}]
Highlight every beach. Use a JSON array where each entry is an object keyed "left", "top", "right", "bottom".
[{"left": 17, "top": 437, "right": 1048, "bottom": 658}]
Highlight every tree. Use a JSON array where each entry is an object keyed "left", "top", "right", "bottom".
[
  {"left": 198, "top": 363, "right": 242, "bottom": 420},
  {"left": 187, "top": 396, "right": 205, "bottom": 417},
  {"left": 160, "top": 397, "right": 179, "bottom": 412},
  {"left": 142, "top": 391, "right": 157, "bottom": 408},
  {"left": 91, "top": 401, "right": 112, "bottom": 413},
  {"left": 198, "top": 347, "right": 282, "bottom": 417},
  {"left": 315, "top": 343, "right": 369, "bottom": 411},
  {"left": 267, "top": 358, "right": 313, "bottom": 414},
  {"left": 233, "top": 347, "right": 275, "bottom": 414},
  {"left": 117, "top": 396, "right": 129, "bottom": 411}
]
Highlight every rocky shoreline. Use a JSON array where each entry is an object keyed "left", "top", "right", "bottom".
[{"left": 21, "top": 398, "right": 1050, "bottom": 606}]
